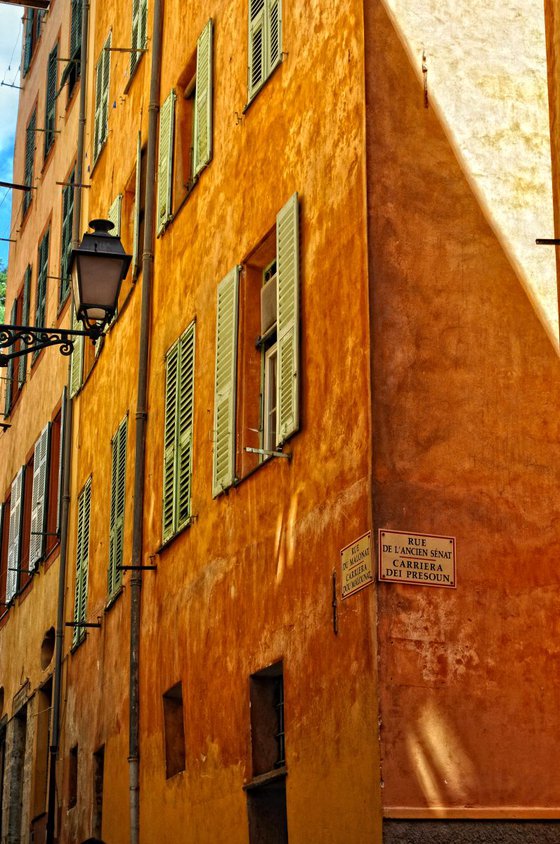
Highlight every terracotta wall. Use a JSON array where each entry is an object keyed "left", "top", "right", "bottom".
[{"left": 366, "top": 0, "right": 560, "bottom": 820}]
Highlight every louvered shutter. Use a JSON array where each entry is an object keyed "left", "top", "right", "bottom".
[
  {"left": 107, "top": 195, "right": 123, "bottom": 237},
  {"left": 101, "top": 34, "right": 111, "bottom": 147},
  {"left": 70, "top": 308, "right": 83, "bottom": 397},
  {"left": 60, "top": 172, "right": 74, "bottom": 303},
  {"left": 23, "top": 110, "right": 36, "bottom": 216},
  {"left": 130, "top": 0, "right": 140, "bottom": 74},
  {"left": 268, "top": 0, "right": 282, "bottom": 72},
  {"left": 93, "top": 53, "right": 103, "bottom": 160},
  {"left": 132, "top": 133, "right": 142, "bottom": 279},
  {"left": 35, "top": 230, "right": 49, "bottom": 330},
  {"left": 4, "top": 300, "right": 17, "bottom": 417},
  {"left": 193, "top": 21, "right": 213, "bottom": 178},
  {"left": 18, "top": 266, "right": 31, "bottom": 388},
  {"left": 139, "top": 0, "right": 148, "bottom": 54},
  {"left": 70, "top": 0, "right": 82, "bottom": 59},
  {"left": 162, "top": 341, "right": 179, "bottom": 542},
  {"left": 108, "top": 417, "right": 127, "bottom": 596},
  {"left": 94, "top": 35, "right": 111, "bottom": 162},
  {"left": 276, "top": 193, "right": 299, "bottom": 444},
  {"left": 157, "top": 91, "right": 175, "bottom": 235},
  {"left": 177, "top": 324, "right": 195, "bottom": 530},
  {"left": 56, "top": 388, "right": 67, "bottom": 535},
  {"left": 248, "top": 0, "right": 266, "bottom": 98},
  {"left": 44, "top": 44, "right": 58, "bottom": 158},
  {"left": 73, "top": 478, "right": 91, "bottom": 646},
  {"left": 29, "top": 422, "right": 51, "bottom": 570},
  {"left": 23, "top": 11, "right": 34, "bottom": 76},
  {"left": 6, "top": 467, "right": 25, "bottom": 603},
  {"left": 212, "top": 268, "right": 239, "bottom": 497}
]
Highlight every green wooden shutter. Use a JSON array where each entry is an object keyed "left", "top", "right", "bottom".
[
  {"left": 130, "top": 0, "right": 147, "bottom": 75},
  {"left": 130, "top": 0, "right": 140, "bottom": 74},
  {"left": 29, "top": 422, "right": 51, "bottom": 570},
  {"left": 70, "top": 0, "right": 82, "bottom": 59},
  {"left": 276, "top": 193, "right": 299, "bottom": 445},
  {"left": 94, "top": 34, "right": 111, "bottom": 162},
  {"left": 157, "top": 90, "right": 175, "bottom": 235},
  {"left": 60, "top": 170, "right": 75, "bottom": 304},
  {"left": 268, "top": 0, "right": 282, "bottom": 72},
  {"left": 107, "top": 194, "right": 123, "bottom": 237},
  {"left": 44, "top": 44, "right": 58, "bottom": 159},
  {"left": 93, "top": 52, "right": 103, "bottom": 159},
  {"left": 23, "top": 11, "right": 34, "bottom": 76},
  {"left": 4, "top": 300, "right": 17, "bottom": 417},
  {"left": 139, "top": 0, "right": 148, "bottom": 55},
  {"left": 193, "top": 20, "right": 213, "bottom": 178},
  {"left": 73, "top": 477, "right": 91, "bottom": 646},
  {"left": 56, "top": 387, "right": 67, "bottom": 535},
  {"left": 6, "top": 467, "right": 25, "bottom": 603},
  {"left": 70, "top": 308, "right": 83, "bottom": 397},
  {"left": 177, "top": 323, "right": 195, "bottom": 530},
  {"left": 108, "top": 416, "right": 127, "bottom": 596},
  {"left": 23, "top": 110, "right": 36, "bottom": 216},
  {"left": 132, "top": 133, "right": 142, "bottom": 279},
  {"left": 248, "top": 0, "right": 266, "bottom": 99},
  {"left": 162, "top": 340, "right": 179, "bottom": 542},
  {"left": 18, "top": 266, "right": 32, "bottom": 389},
  {"left": 35, "top": 229, "right": 49, "bottom": 330},
  {"left": 212, "top": 267, "right": 239, "bottom": 497},
  {"left": 101, "top": 34, "right": 111, "bottom": 147}
]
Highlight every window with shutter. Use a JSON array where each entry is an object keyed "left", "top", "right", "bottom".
[
  {"left": 23, "top": 11, "right": 34, "bottom": 76},
  {"left": 93, "top": 34, "right": 111, "bottom": 164},
  {"left": 248, "top": 0, "right": 282, "bottom": 101},
  {"left": 212, "top": 269, "right": 239, "bottom": 496},
  {"left": 72, "top": 478, "right": 91, "bottom": 647},
  {"left": 60, "top": 169, "right": 75, "bottom": 304},
  {"left": 130, "top": 0, "right": 148, "bottom": 76},
  {"left": 108, "top": 416, "right": 127, "bottom": 598},
  {"left": 23, "top": 109, "right": 36, "bottom": 218},
  {"left": 18, "top": 266, "right": 31, "bottom": 389},
  {"left": 192, "top": 20, "right": 213, "bottom": 178},
  {"left": 212, "top": 194, "right": 299, "bottom": 492},
  {"left": 4, "top": 300, "right": 17, "bottom": 418},
  {"left": 35, "top": 229, "right": 49, "bottom": 335},
  {"left": 6, "top": 468, "right": 25, "bottom": 604},
  {"left": 44, "top": 44, "right": 58, "bottom": 159},
  {"left": 29, "top": 423, "right": 51, "bottom": 571},
  {"left": 162, "top": 322, "right": 195, "bottom": 542},
  {"left": 107, "top": 195, "right": 123, "bottom": 237},
  {"left": 22, "top": 10, "right": 43, "bottom": 77},
  {"left": 0, "top": 501, "right": 7, "bottom": 613},
  {"left": 157, "top": 90, "right": 175, "bottom": 234},
  {"left": 132, "top": 133, "right": 143, "bottom": 278},
  {"left": 70, "top": 307, "right": 83, "bottom": 398}
]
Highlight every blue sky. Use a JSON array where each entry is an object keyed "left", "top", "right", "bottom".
[{"left": 0, "top": 5, "right": 23, "bottom": 268}]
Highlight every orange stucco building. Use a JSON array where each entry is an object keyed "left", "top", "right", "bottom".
[{"left": 1, "top": 0, "right": 560, "bottom": 842}]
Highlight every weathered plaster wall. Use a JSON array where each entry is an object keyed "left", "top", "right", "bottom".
[
  {"left": 381, "top": 0, "right": 558, "bottom": 346},
  {"left": 366, "top": 0, "right": 560, "bottom": 819}
]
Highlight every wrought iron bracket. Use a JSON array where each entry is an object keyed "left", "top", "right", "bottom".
[{"left": 0, "top": 323, "right": 100, "bottom": 367}]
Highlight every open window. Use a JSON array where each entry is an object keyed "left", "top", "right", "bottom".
[
  {"left": 212, "top": 194, "right": 299, "bottom": 496},
  {"left": 157, "top": 20, "right": 213, "bottom": 234}
]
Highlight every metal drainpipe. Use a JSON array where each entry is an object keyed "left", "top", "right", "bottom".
[
  {"left": 46, "top": 2, "right": 89, "bottom": 841},
  {"left": 129, "top": 0, "right": 163, "bottom": 841}
]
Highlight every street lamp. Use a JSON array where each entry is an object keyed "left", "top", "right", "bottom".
[
  {"left": 71, "top": 218, "right": 131, "bottom": 330},
  {"left": 0, "top": 219, "right": 131, "bottom": 367}
]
